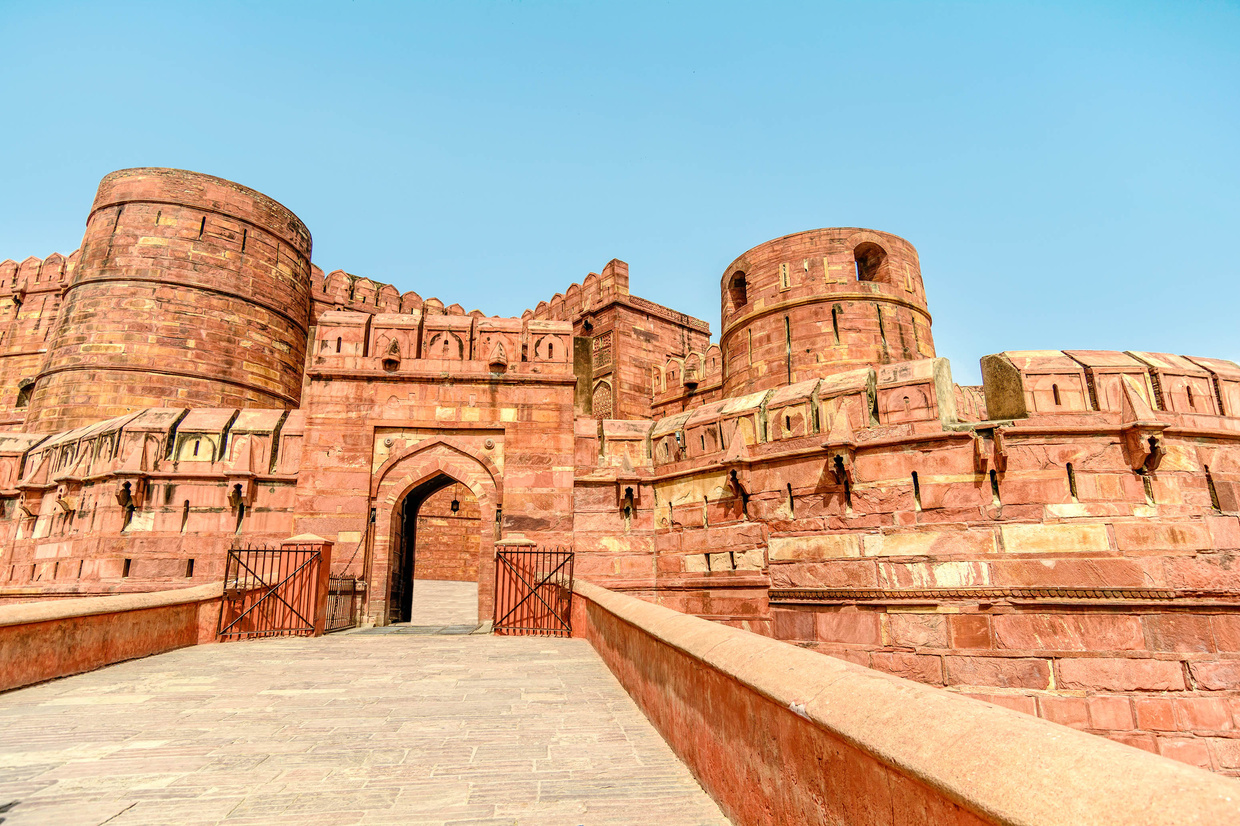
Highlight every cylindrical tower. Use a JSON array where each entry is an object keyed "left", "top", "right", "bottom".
[
  {"left": 719, "top": 228, "right": 934, "bottom": 397},
  {"left": 26, "top": 168, "right": 313, "bottom": 432}
]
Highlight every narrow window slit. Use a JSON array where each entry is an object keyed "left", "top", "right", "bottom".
[
  {"left": 1052, "top": 384, "right": 1061, "bottom": 406},
  {"left": 786, "top": 483, "right": 795, "bottom": 518},
  {"left": 989, "top": 470, "right": 1001, "bottom": 507},
  {"left": 1067, "top": 463, "right": 1079, "bottom": 502},
  {"left": 912, "top": 471, "right": 922, "bottom": 511},
  {"left": 1206, "top": 466, "right": 1221, "bottom": 511}
]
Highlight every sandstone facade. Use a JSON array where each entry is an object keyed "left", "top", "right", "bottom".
[{"left": 3, "top": 168, "right": 1240, "bottom": 773}]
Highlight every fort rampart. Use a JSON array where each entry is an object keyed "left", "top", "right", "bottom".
[{"left": 2, "top": 168, "right": 1239, "bottom": 776}]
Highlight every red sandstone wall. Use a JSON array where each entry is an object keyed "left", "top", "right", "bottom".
[
  {"left": 0, "top": 253, "right": 75, "bottom": 428},
  {"left": 572, "top": 581, "right": 1240, "bottom": 826},
  {"left": 414, "top": 483, "right": 480, "bottom": 581},
  {"left": 528, "top": 259, "right": 712, "bottom": 419},
  {"left": 291, "top": 310, "right": 577, "bottom": 625},
  {"left": 0, "top": 583, "right": 221, "bottom": 691},
  {"left": 0, "top": 408, "right": 301, "bottom": 601},
  {"left": 26, "top": 168, "right": 313, "bottom": 433},
  {"left": 720, "top": 228, "right": 934, "bottom": 397}
]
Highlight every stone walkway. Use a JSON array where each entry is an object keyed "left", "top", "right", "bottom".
[
  {"left": 0, "top": 633, "right": 729, "bottom": 826},
  {"left": 408, "top": 580, "right": 480, "bottom": 628}
]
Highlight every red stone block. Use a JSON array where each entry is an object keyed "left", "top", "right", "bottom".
[
  {"left": 1058, "top": 658, "right": 1186, "bottom": 692},
  {"left": 1087, "top": 695, "right": 1134, "bottom": 731},
  {"left": 1038, "top": 695, "right": 1090, "bottom": 729},
  {"left": 1189, "top": 660, "right": 1240, "bottom": 690},
  {"left": 1107, "top": 732, "right": 1159, "bottom": 753},
  {"left": 944, "top": 655, "right": 1051, "bottom": 689},
  {"left": 1175, "top": 697, "right": 1234, "bottom": 732},
  {"left": 948, "top": 614, "right": 993, "bottom": 649},
  {"left": 868, "top": 651, "right": 944, "bottom": 685},
  {"left": 1142, "top": 614, "right": 1216, "bottom": 653},
  {"left": 1157, "top": 736, "right": 1214, "bottom": 769},
  {"left": 993, "top": 614, "right": 1144, "bottom": 653},
  {"left": 1133, "top": 696, "right": 1178, "bottom": 731},
  {"left": 887, "top": 613, "right": 948, "bottom": 649},
  {"left": 1212, "top": 616, "right": 1240, "bottom": 652},
  {"left": 814, "top": 610, "right": 881, "bottom": 646}
]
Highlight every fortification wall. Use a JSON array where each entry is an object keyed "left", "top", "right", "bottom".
[
  {"left": 720, "top": 228, "right": 934, "bottom": 397},
  {"left": 26, "top": 168, "right": 314, "bottom": 433},
  {"left": 528, "top": 259, "right": 712, "bottom": 419},
  {"left": 0, "top": 253, "right": 76, "bottom": 428},
  {"left": 573, "top": 348, "right": 1240, "bottom": 773},
  {"left": 0, "top": 407, "right": 303, "bottom": 602}
]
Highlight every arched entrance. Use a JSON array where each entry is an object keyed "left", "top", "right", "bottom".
[
  {"left": 388, "top": 475, "right": 482, "bottom": 624},
  {"left": 368, "top": 438, "right": 501, "bottom": 626}
]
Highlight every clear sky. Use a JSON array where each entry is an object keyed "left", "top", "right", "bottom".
[{"left": 1, "top": 1, "right": 1236, "bottom": 383}]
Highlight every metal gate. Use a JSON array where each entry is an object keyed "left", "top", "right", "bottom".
[
  {"left": 493, "top": 546, "right": 574, "bottom": 637},
  {"left": 326, "top": 575, "right": 362, "bottom": 632},
  {"left": 218, "top": 543, "right": 322, "bottom": 641}
]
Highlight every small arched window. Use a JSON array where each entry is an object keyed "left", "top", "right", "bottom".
[
  {"left": 15, "top": 381, "right": 32, "bottom": 409},
  {"left": 853, "top": 242, "right": 887, "bottom": 282},
  {"left": 728, "top": 272, "right": 748, "bottom": 311}
]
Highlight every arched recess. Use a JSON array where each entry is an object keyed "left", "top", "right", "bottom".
[{"left": 369, "top": 439, "right": 501, "bottom": 626}]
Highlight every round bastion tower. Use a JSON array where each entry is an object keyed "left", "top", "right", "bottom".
[
  {"left": 719, "top": 228, "right": 934, "bottom": 397},
  {"left": 26, "top": 168, "right": 313, "bottom": 433}
]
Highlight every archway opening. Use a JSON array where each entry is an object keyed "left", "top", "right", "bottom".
[{"left": 388, "top": 474, "right": 482, "bottom": 625}]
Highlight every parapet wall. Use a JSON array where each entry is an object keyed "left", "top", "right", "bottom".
[
  {"left": 26, "top": 168, "right": 314, "bottom": 433},
  {"left": 572, "top": 580, "right": 1240, "bottom": 825},
  {"left": 0, "top": 583, "right": 221, "bottom": 691},
  {"left": 574, "top": 347, "right": 1240, "bottom": 772}
]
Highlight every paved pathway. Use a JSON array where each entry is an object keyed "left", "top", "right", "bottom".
[
  {"left": 408, "top": 580, "right": 480, "bottom": 628},
  {"left": 0, "top": 633, "right": 729, "bottom": 826}
]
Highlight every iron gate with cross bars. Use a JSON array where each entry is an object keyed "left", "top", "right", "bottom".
[
  {"left": 493, "top": 546, "right": 574, "bottom": 637},
  {"left": 217, "top": 543, "right": 322, "bottom": 641}
]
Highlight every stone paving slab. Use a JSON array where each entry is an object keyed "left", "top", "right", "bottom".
[{"left": 0, "top": 634, "right": 729, "bottom": 825}]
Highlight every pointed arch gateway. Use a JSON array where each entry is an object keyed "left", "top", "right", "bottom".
[{"left": 368, "top": 438, "right": 502, "bottom": 626}]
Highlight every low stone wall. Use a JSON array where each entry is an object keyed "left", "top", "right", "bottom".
[
  {"left": 0, "top": 583, "right": 222, "bottom": 692},
  {"left": 572, "top": 580, "right": 1240, "bottom": 826}
]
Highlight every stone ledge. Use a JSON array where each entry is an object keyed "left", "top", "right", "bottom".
[
  {"left": 0, "top": 582, "right": 222, "bottom": 629},
  {"left": 574, "top": 579, "right": 1240, "bottom": 826}
]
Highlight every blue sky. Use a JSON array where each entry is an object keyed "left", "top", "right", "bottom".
[{"left": 1, "top": 1, "right": 1236, "bottom": 383}]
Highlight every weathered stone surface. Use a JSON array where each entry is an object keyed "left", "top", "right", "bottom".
[{"left": 5, "top": 168, "right": 1240, "bottom": 776}]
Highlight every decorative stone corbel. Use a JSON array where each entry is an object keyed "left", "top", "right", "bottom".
[
  {"left": 992, "top": 427, "right": 1009, "bottom": 473},
  {"left": 115, "top": 479, "right": 145, "bottom": 509},
  {"left": 822, "top": 399, "right": 857, "bottom": 485},
  {"left": 1119, "top": 375, "right": 1167, "bottom": 472},
  {"left": 226, "top": 479, "right": 255, "bottom": 510}
]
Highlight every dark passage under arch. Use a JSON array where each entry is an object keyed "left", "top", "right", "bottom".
[{"left": 388, "top": 473, "right": 481, "bottom": 624}]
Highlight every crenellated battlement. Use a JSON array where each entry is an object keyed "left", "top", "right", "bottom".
[{"left": 308, "top": 310, "right": 573, "bottom": 377}]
